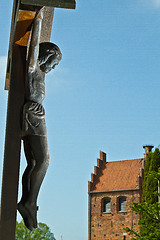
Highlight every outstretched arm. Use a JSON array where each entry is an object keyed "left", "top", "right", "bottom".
[{"left": 27, "top": 8, "right": 44, "bottom": 72}]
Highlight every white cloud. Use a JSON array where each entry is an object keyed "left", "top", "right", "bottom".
[
  {"left": 144, "top": 0, "right": 160, "bottom": 8},
  {"left": 0, "top": 56, "right": 7, "bottom": 85},
  {"left": 151, "top": 0, "right": 160, "bottom": 7},
  {"left": 45, "top": 66, "right": 71, "bottom": 94},
  {"left": 140, "top": 0, "right": 160, "bottom": 9}
]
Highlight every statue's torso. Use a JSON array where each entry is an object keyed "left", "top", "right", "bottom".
[{"left": 25, "top": 67, "right": 45, "bottom": 104}]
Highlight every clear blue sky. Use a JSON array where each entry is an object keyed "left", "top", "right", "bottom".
[{"left": 1, "top": 0, "right": 160, "bottom": 239}]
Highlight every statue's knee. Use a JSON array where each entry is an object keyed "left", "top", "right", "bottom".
[
  {"left": 31, "top": 159, "right": 36, "bottom": 168},
  {"left": 27, "top": 159, "right": 36, "bottom": 170},
  {"left": 46, "top": 156, "right": 49, "bottom": 168},
  {"left": 40, "top": 156, "right": 49, "bottom": 169}
]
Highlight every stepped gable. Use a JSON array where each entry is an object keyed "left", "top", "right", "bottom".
[
  {"left": 89, "top": 157, "right": 144, "bottom": 192},
  {"left": 88, "top": 151, "right": 107, "bottom": 192}
]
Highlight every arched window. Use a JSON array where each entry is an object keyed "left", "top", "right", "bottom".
[
  {"left": 119, "top": 197, "right": 126, "bottom": 212},
  {"left": 102, "top": 198, "right": 111, "bottom": 213}
]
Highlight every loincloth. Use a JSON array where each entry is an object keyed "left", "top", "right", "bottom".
[{"left": 22, "top": 101, "right": 47, "bottom": 137}]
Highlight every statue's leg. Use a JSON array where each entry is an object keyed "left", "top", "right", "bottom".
[
  {"left": 21, "top": 136, "right": 36, "bottom": 204},
  {"left": 18, "top": 136, "right": 36, "bottom": 230},
  {"left": 23, "top": 135, "right": 49, "bottom": 228}
]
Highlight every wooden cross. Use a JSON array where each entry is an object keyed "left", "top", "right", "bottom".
[{"left": 0, "top": 1, "right": 76, "bottom": 240}]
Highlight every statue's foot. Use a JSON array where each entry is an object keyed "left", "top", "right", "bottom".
[
  {"left": 24, "top": 202, "right": 38, "bottom": 228},
  {"left": 17, "top": 202, "right": 33, "bottom": 231}
]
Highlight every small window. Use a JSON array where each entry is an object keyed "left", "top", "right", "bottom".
[
  {"left": 103, "top": 198, "right": 111, "bottom": 213},
  {"left": 119, "top": 197, "right": 126, "bottom": 212}
]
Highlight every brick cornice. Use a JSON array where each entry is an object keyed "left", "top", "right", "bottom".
[{"left": 88, "top": 188, "right": 140, "bottom": 195}]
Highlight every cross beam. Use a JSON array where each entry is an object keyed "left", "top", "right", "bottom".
[
  {"left": 21, "top": 0, "right": 76, "bottom": 9},
  {"left": 0, "top": 1, "right": 76, "bottom": 239}
]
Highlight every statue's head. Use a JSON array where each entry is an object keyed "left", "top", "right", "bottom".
[{"left": 38, "top": 42, "right": 62, "bottom": 73}]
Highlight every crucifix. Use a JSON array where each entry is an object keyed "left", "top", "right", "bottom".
[{"left": 0, "top": 1, "right": 76, "bottom": 239}]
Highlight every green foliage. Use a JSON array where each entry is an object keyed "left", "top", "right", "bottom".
[
  {"left": 16, "top": 221, "right": 56, "bottom": 240},
  {"left": 124, "top": 149, "right": 160, "bottom": 240},
  {"left": 124, "top": 202, "right": 160, "bottom": 240},
  {"left": 142, "top": 148, "right": 160, "bottom": 204}
]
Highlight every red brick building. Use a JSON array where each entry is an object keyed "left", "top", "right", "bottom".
[{"left": 88, "top": 146, "right": 153, "bottom": 240}]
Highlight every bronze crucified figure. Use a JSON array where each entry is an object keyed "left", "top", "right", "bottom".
[{"left": 17, "top": 7, "right": 62, "bottom": 230}]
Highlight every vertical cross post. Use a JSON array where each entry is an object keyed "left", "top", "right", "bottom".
[{"left": 0, "top": 43, "right": 26, "bottom": 240}]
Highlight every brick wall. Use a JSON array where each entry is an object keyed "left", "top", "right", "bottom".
[{"left": 89, "top": 190, "right": 141, "bottom": 240}]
